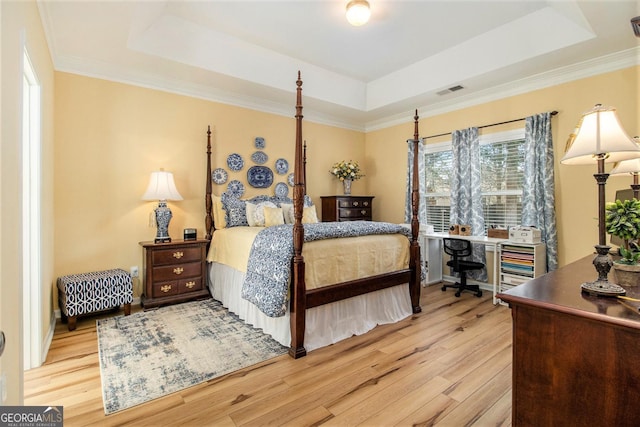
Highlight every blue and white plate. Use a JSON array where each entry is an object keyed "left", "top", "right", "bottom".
[
  {"left": 275, "top": 158, "right": 289, "bottom": 175},
  {"left": 227, "top": 153, "right": 244, "bottom": 171},
  {"left": 212, "top": 168, "right": 228, "bottom": 185},
  {"left": 254, "top": 137, "right": 265, "bottom": 149},
  {"left": 251, "top": 151, "right": 268, "bottom": 165},
  {"left": 227, "top": 180, "right": 245, "bottom": 197},
  {"left": 247, "top": 166, "right": 274, "bottom": 188},
  {"left": 275, "top": 182, "right": 289, "bottom": 197},
  {"left": 287, "top": 173, "right": 294, "bottom": 186}
]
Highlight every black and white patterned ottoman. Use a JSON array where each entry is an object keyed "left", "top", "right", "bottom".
[{"left": 57, "top": 268, "right": 133, "bottom": 331}]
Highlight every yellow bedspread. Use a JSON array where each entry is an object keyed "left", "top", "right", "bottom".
[{"left": 207, "top": 226, "right": 409, "bottom": 290}]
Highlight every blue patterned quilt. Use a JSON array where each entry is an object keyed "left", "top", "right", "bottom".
[{"left": 241, "top": 221, "right": 411, "bottom": 317}]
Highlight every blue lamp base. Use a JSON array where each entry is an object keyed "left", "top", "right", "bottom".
[{"left": 154, "top": 200, "right": 173, "bottom": 243}]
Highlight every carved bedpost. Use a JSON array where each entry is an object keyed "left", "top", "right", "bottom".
[
  {"left": 410, "top": 110, "right": 422, "bottom": 313},
  {"left": 289, "top": 71, "right": 307, "bottom": 358},
  {"left": 205, "top": 125, "right": 214, "bottom": 241}
]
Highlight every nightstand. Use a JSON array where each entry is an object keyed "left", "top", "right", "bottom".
[
  {"left": 321, "top": 196, "right": 374, "bottom": 222},
  {"left": 139, "top": 239, "right": 210, "bottom": 309}
]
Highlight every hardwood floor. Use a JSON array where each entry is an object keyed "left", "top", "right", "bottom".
[{"left": 24, "top": 284, "right": 513, "bottom": 426}]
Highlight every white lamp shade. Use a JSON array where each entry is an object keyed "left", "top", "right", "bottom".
[
  {"left": 346, "top": 0, "right": 371, "bottom": 26},
  {"left": 142, "top": 170, "right": 183, "bottom": 201},
  {"left": 561, "top": 104, "right": 640, "bottom": 165}
]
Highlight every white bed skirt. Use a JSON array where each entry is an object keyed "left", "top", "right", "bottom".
[{"left": 207, "top": 262, "right": 412, "bottom": 352}]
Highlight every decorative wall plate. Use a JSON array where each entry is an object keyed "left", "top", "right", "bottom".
[
  {"left": 275, "top": 182, "right": 289, "bottom": 198},
  {"left": 212, "top": 168, "right": 228, "bottom": 185},
  {"left": 251, "top": 151, "right": 268, "bottom": 165},
  {"left": 227, "top": 180, "right": 245, "bottom": 197},
  {"left": 275, "top": 158, "right": 289, "bottom": 175},
  {"left": 227, "top": 153, "right": 244, "bottom": 171},
  {"left": 254, "top": 137, "right": 265, "bottom": 149},
  {"left": 287, "top": 173, "right": 294, "bottom": 187},
  {"left": 247, "top": 166, "right": 274, "bottom": 188}
]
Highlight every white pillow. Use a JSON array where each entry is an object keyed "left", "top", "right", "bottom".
[
  {"left": 246, "top": 201, "right": 277, "bottom": 227},
  {"left": 280, "top": 203, "right": 294, "bottom": 224},
  {"left": 302, "top": 205, "right": 319, "bottom": 224}
]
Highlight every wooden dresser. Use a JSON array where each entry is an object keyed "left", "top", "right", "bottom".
[
  {"left": 320, "top": 196, "right": 374, "bottom": 222},
  {"left": 140, "top": 239, "right": 210, "bottom": 309},
  {"left": 498, "top": 255, "right": 640, "bottom": 426}
]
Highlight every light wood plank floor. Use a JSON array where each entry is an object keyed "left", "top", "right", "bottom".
[{"left": 24, "top": 284, "right": 513, "bottom": 426}]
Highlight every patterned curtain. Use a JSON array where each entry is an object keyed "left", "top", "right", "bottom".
[
  {"left": 522, "top": 112, "right": 558, "bottom": 271},
  {"left": 404, "top": 138, "right": 427, "bottom": 225},
  {"left": 450, "top": 127, "right": 487, "bottom": 281}
]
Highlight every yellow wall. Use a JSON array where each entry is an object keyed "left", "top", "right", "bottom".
[
  {"left": 1, "top": 0, "right": 56, "bottom": 404},
  {"left": 366, "top": 67, "right": 639, "bottom": 267},
  {"left": 54, "top": 73, "right": 365, "bottom": 300}
]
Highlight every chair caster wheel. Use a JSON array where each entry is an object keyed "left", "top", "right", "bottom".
[
  {"left": 476, "top": 291, "right": 483, "bottom": 298},
  {"left": 455, "top": 292, "right": 461, "bottom": 297},
  {"left": 441, "top": 286, "right": 446, "bottom": 292}
]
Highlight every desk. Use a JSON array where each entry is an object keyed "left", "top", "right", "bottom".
[
  {"left": 498, "top": 255, "right": 640, "bottom": 426},
  {"left": 422, "top": 232, "right": 507, "bottom": 303}
]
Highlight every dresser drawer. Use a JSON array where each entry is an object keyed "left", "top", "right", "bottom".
[
  {"left": 152, "top": 246, "right": 202, "bottom": 265},
  {"left": 152, "top": 261, "right": 202, "bottom": 282},
  {"left": 339, "top": 208, "right": 372, "bottom": 220},
  {"left": 338, "top": 199, "right": 372, "bottom": 208}
]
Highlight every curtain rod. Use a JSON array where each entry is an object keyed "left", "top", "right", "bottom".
[{"left": 424, "top": 110, "right": 559, "bottom": 139}]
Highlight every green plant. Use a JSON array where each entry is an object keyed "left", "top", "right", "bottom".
[{"left": 605, "top": 198, "right": 640, "bottom": 264}]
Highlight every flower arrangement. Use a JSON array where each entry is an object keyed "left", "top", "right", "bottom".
[{"left": 330, "top": 160, "right": 364, "bottom": 181}]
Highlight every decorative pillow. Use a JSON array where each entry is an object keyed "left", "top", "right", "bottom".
[
  {"left": 280, "top": 203, "right": 294, "bottom": 224},
  {"left": 280, "top": 202, "right": 317, "bottom": 224},
  {"left": 221, "top": 192, "right": 248, "bottom": 227},
  {"left": 302, "top": 205, "right": 319, "bottom": 224},
  {"left": 264, "top": 206, "right": 285, "bottom": 227},
  {"left": 246, "top": 201, "right": 277, "bottom": 227},
  {"left": 212, "top": 195, "right": 227, "bottom": 229}
]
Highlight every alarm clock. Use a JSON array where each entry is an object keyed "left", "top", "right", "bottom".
[{"left": 183, "top": 228, "right": 197, "bottom": 241}]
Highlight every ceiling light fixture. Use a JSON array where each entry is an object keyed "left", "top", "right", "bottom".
[{"left": 346, "top": 0, "right": 371, "bottom": 27}]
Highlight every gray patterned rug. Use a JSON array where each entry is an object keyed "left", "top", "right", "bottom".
[{"left": 97, "top": 298, "right": 287, "bottom": 414}]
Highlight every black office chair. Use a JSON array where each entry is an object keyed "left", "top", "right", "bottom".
[{"left": 441, "top": 238, "right": 484, "bottom": 298}]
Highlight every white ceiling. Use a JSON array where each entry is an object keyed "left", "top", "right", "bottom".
[{"left": 38, "top": 0, "right": 640, "bottom": 131}]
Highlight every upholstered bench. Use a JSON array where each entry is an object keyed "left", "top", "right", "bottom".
[{"left": 57, "top": 268, "right": 133, "bottom": 331}]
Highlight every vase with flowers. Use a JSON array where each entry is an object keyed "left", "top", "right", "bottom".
[{"left": 330, "top": 160, "right": 364, "bottom": 195}]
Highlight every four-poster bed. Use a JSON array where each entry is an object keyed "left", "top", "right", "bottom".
[{"left": 204, "top": 72, "right": 422, "bottom": 358}]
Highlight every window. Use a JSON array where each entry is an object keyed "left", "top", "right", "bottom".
[{"left": 424, "top": 129, "right": 525, "bottom": 233}]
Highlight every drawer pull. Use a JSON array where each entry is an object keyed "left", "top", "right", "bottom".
[
  {"left": 161, "top": 284, "right": 172, "bottom": 293},
  {"left": 173, "top": 251, "right": 184, "bottom": 259},
  {"left": 353, "top": 201, "right": 359, "bottom": 207},
  {"left": 185, "top": 281, "right": 196, "bottom": 289},
  {"left": 363, "top": 201, "right": 369, "bottom": 206},
  {"left": 173, "top": 267, "right": 184, "bottom": 275},
  {"left": 361, "top": 210, "right": 367, "bottom": 215}
]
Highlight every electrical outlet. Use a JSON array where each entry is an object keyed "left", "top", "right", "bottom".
[
  {"left": 0, "top": 372, "right": 6, "bottom": 404},
  {"left": 130, "top": 266, "right": 139, "bottom": 278}
]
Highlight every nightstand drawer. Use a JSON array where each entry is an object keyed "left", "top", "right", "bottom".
[
  {"left": 321, "top": 195, "right": 374, "bottom": 222},
  {"left": 152, "top": 261, "right": 201, "bottom": 282},
  {"left": 152, "top": 246, "right": 202, "bottom": 265},
  {"left": 152, "top": 277, "right": 204, "bottom": 298},
  {"left": 338, "top": 199, "right": 372, "bottom": 208},
  {"left": 152, "top": 281, "right": 179, "bottom": 297}
]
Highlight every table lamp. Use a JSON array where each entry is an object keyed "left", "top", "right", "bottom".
[
  {"left": 142, "top": 169, "right": 183, "bottom": 243},
  {"left": 609, "top": 137, "right": 640, "bottom": 199},
  {"left": 561, "top": 104, "right": 640, "bottom": 296}
]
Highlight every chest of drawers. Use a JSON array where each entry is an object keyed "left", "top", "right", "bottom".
[
  {"left": 320, "top": 196, "right": 374, "bottom": 222},
  {"left": 140, "top": 239, "right": 210, "bottom": 309}
]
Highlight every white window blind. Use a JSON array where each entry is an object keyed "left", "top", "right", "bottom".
[{"left": 424, "top": 129, "right": 525, "bottom": 233}]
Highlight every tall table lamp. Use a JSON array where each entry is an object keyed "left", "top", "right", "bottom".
[
  {"left": 142, "top": 169, "right": 183, "bottom": 243},
  {"left": 561, "top": 104, "right": 640, "bottom": 296},
  {"left": 609, "top": 137, "right": 640, "bottom": 199}
]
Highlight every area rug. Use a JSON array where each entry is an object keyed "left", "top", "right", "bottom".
[{"left": 97, "top": 298, "right": 288, "bottom": 414}]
